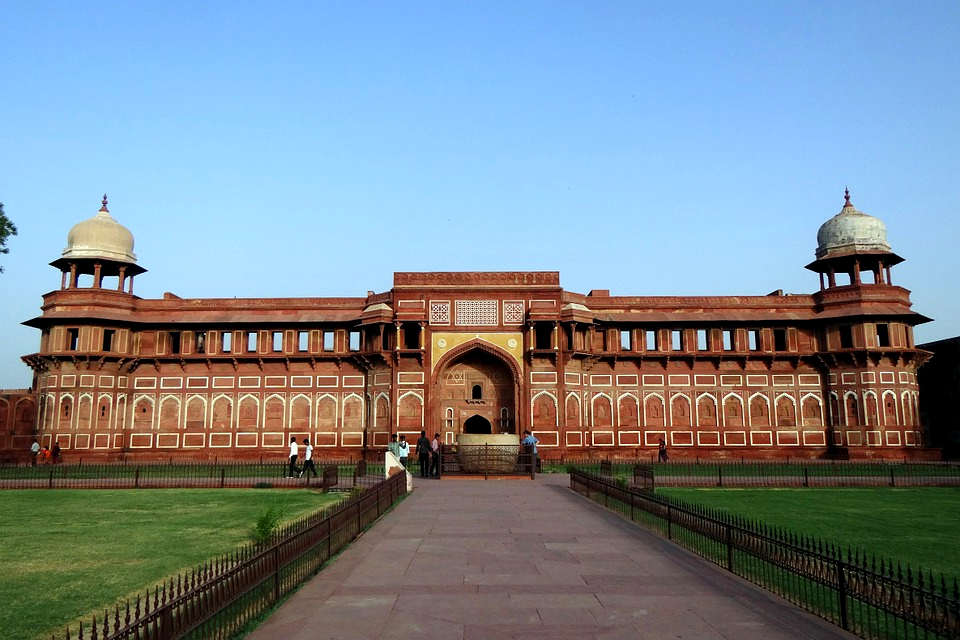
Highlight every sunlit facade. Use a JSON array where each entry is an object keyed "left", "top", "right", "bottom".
[{"left": 3, "top": 192, "right": 936, "bottom": 462}]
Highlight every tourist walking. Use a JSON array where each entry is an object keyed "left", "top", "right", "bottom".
[
  {"left": 387, "top": 433, "right": 400, "bottom": 460},
  {"left": 416, "top": 430, "right": 432, "bottom": 478},
  {"left": 287, "top": 436, "right": 299, "bottom": 478},
  {"left": 52, "top": 441, "right": 61, "bottom": 464},
  {"left": 397, "top": 435, "right": 409, "bottom": 467},
  {"left": 30, "top": 439, "right": 40, "bottom": 466},
  {"left": 300, "top": 438, "right": 317, "bottom": 477},
  {"left": 658, "top": 438, "right": 669, "bottom": 462},
  {"left": 430, "top": 432, "right": 441, "bottom": 477}
]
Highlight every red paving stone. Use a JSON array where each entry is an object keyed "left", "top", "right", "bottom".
[{"left": 247, "top": 473, "right": 857, "bottom": 640}]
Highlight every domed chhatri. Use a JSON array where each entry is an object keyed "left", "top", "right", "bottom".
[
  {"left": 61, "top": 195, "right": 138, "bottom": 264},
  {"left": 815, "top": 189, "right": 891, "bottom": 259}
]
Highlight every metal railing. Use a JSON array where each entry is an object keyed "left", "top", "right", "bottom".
[
  {"left": 60, "top": 472, "right": 407, "bottom": 640},
  {"left": 551, "top": 459, "right": 960, "bottom": 488},
  {"left": 0, "top": 460, "right": 384, "bottom": 491},
  {"left": 570, "top": 470, "right": 960, "bottom": 640},
  {"left": 438, "top": 444, "right": 536, "bottom": 479}
]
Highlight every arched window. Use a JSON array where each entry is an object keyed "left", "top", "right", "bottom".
[{"left": 472, "top": 384, "right": 482, "bottom": 400}]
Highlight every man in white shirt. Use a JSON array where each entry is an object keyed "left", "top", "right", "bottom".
[
  {"left": 287, "top": 436, "right": 299, "bottom": 478},
  {"left": 300, "top": 438, "right": 317, "bottom": 478}
]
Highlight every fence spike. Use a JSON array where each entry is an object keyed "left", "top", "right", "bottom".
[
  {"left": 113, "top": 603, "right": 120, "bottom": 632},
  {"left": 89, "top": 615, "right": 98, "bottom": 640},
  {"left": 101, "top": 610, "right": 109, "bottom": 638},
  {"left": 125, "top": 599, "right": 131, "bottom": 627}
]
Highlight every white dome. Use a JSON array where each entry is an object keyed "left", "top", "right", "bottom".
[
  {"left": 815, "top": 190, "right": 890, "bottom": 259},
  {"left": 61, "top": 195, "right": 138, "bottom": 264}
]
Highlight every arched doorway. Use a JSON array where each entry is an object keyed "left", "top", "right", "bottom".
[
  {"left": 437, "top": 346, "right": 517, "bottom": 438},
  {"left": 464, "top": 415, "right": 492, "bottom": 434}
]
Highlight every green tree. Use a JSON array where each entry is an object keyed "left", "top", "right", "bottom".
[{"left": 0, "top": 202, "right": 16, "bottom": 274}]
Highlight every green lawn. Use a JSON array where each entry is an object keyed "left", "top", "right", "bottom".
[
  {"left": 657, "top": 487, "right": 960, "bottom": 581},
  {"left": 0, "top": 489, "right": 342, "bottom": 640}
]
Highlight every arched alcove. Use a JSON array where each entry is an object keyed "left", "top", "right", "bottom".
[
  {"left": 464, "top": 415, "right": 492, "bottom": 434},
  {"left": 436, "top": 344, "right": 517, "bottom": 436}
]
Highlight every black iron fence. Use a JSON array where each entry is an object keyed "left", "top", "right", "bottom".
[
  {"left": 60, "top": 471, "right": 407, "bottom": 640},
  {"left": 570, "top": 470, "right": 960, "bottom": 640},
  {"left": 438, "top": 444, "right": 536, "bottom": 479},
  {"left": 0, "top": 460, "right": 383, "bottom": 491},
  {"left": 553, "top": 459, "right": 960, "bottom": 488}
]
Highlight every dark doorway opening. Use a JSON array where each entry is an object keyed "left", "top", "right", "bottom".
[{"left": 463, "top": 415, "right": 492, "bottom": 434}]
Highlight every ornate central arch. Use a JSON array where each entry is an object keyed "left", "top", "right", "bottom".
[
  {"left": 433, "top": 341, "right": 519, "bottom": 437},
  {"left": 434, "top": 338, "right": 523, "bottom": 382}
]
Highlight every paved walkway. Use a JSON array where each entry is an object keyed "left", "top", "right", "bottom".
[{"left": 248, "top": 474, "right": 856, "bottom": 640}]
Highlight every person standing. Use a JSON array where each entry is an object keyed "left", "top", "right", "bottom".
[
  {"left": 522, "top": 430, "right": 539, "bottom": 473},
  {"left": 300, "top": 438, "right": 318, "bottom": 478},
  {"left": 415, "top": 430, "right": 432, "bottom": 478},
  {"left": 51, "top": 441, "right": 62, "bottom": 464},
  {"left": 397, "top": 435, "right": 409, "bottom": 467},
  {"left": 287, "top": 436, "right": 299, "bottom": 478},
  {"left": 521, "top": 430, "right": 539, "bottom": 453},
  {"left": 658, "top": 438, "right": 669, "bottom": 463},
  {"left": 387, "top": 433, "right": 400, "bottom": 460},
  {"left": 30, "top": 439, "right": 40, "bottom": 466},
  {"left": 430, "top": 432, "right": 441, "bottom": 477}
]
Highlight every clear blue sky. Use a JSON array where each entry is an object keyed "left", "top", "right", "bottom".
[{"left": 1, "top": 1, "right": 958, "bottom": 389}]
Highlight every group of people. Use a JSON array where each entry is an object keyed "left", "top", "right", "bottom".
[
  {"left": 30, "top": 439, "right": 61, "bottom": 465},
  {"left": 388, "top": 430, "right": 540, "bottom": 479},
  {"left": 388, "top": 431, "right": 440, "bottom": 478},
  {"left": 287, "top": 436, "right": 318, "bottom": 478},
  {"left": 282, "top": 429, "right": 545, "bottom": 481}
]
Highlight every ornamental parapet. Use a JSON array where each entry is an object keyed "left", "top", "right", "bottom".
[{"left": 394, "top": 271, "right": 561, "bottom": 287}]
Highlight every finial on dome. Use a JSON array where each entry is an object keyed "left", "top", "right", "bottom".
[
  {"left": 100, "top": 194, "right": 109, "bottom": 212},
  {"left": 843, "top": 187, "right": 851, "bottom": 207}
]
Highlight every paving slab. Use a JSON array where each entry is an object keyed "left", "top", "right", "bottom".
[{"left": 247, "top": 474, "right": 857, "bottom": 640}]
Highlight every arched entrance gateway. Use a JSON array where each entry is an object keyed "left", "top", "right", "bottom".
[{"left": 435, "top": 345, "right": 518, "bottom": 440}]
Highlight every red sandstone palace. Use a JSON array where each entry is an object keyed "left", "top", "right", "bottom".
[{"left": 0, "top": 192, "right": 937, "bottom": 461}]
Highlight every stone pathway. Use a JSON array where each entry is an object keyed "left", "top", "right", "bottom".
[{"left": 247, "top": 473, "right": 856, "bottom": 639}]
